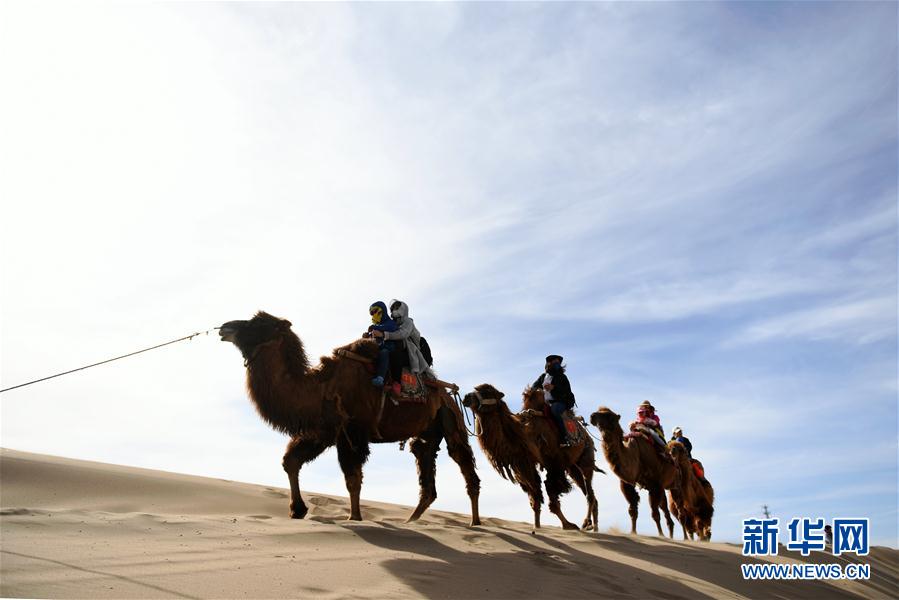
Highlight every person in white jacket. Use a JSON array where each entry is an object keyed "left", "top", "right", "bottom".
[{"left": 382, "top": 300, "right": 433, "bottom": 378}]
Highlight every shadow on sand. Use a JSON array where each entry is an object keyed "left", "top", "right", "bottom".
[
  {"left": 348, "top": 522, "right": 704, "bottom": 600},
  {"left": 348, "top": 521, "right": 894, "bottom": 600}
]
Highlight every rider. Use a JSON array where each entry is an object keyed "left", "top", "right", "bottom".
[
  {"left": 670, "top": 426, "right": 693, "bottom": 457},
  {"left": 533, "top": 354, "right": 576, "bottom": 447},
  {"left": 380, "top": 300, "right": 433, "bottom": 380},
  {"left": 632, "top": 400, "right": 666, "bottom": 450},
  {"left": 366, "top": 301, "right": 397, "bottom": 387},
  {"left": 671, "top": 426, "right": 708, "bottom": 483}
]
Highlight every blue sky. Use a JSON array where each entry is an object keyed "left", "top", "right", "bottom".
[{"left": 1, "top": 2, "right": 896, "bottom": 547}]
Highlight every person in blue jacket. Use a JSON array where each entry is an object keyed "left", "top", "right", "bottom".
[
  {"left": 365, "top": 301, "right": 398, "bottom": 387},
  {"left": 671, "top": 427, "right": 693, "bottom": 457}
]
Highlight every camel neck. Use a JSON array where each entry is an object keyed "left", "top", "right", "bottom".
[
  {"left": 245, "top": 344, "right": 321, "bottom": 437},
  {"left": 599, "top": 425, "right": 634, "bottom": 479}
]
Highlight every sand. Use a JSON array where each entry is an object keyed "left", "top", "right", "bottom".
[{"left": 1, "top": 448, "right": 895, "bottom": 599}]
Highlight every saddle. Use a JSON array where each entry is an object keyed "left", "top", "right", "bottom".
[
  {"left": 391, "top": 368, "right": 427, "bottom": 403},
  {"left": 626, "top": 425, "right": 675, "bottom": 464},
  {"left": 691, "top": 458, "right": 709, "bottom": 484},
  {"left": 537, "top": 405, "right": 589, "bottom": 445}
]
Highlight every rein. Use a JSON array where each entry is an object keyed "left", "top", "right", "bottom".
[
  {"left": 453, "top": 388, "right": 478, "bottom": 437},
  {"left": 461, "top": 390, "right": 499, "bottom": 438},
  {"left": 335, "top": 348, "right": 373, "bottom": 364},
  {"left": 0, "top": 327, "right": 218, "bottom": 394}
]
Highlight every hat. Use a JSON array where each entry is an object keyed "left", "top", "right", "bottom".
[
  {"left": 545, "top": 354, "right": 564, "bottom": 363},
  {"left": 639, "top": 400, "right": 656, "bottom": 411},
  {"left": 673, "top": 426, "right": 683, "bottom": 436}
]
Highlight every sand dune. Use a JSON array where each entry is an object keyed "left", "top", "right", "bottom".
[{"left": 1, "top": 448, "right": 895, "bottom": 599}]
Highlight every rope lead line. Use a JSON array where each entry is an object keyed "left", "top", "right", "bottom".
[{"left": 0, "top": 328, "right": 218, "bottom": 394}]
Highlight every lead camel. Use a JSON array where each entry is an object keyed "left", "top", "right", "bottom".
[{"left": 219, "top": 311, "right": 480, "bottom": 525}]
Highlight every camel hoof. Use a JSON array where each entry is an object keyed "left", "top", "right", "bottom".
[
  {"left": 562, "top": 523, "right": 580, "bottom": 531},
  {"left": 289, "top": 505, "right": 308, "bottom": 519},
  {"left": 469, "top": 518, "right": 481, "bottom": 527},
  {"left": 347, "top": 514, "right": 363, "bottom": 521}
]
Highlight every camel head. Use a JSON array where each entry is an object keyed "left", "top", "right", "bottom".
[
  {"left": 521, "top": 386, "right": 545, "bottom": 412},
  {"left": 219, "top": 311, "right": 294, "bottom": 362},
  {"left": 462, "top": 384, "right": 505, "bottom": 413},
  {"left": 589, "top": 407, "right": 621, "bottom": 432},
  {"left": 667, "top": 440, "right": 689, "bottom": 464}
]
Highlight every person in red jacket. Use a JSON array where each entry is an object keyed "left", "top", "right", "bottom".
[{"left": 631, "top": 400, "right": 666, "bottom": 450}]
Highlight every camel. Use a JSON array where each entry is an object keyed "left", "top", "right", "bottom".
[
  {"left": 462, "top": 384, "right": 601, "bottom": 531},
  {"left": 667, "top": 441, "right": 714, "bottom": 541},
  {"left": 589, "top": 407, "right": 676, "bottom": 537},
  {"left": 219, "top": 311, "right": 480, "bottom": 525}
]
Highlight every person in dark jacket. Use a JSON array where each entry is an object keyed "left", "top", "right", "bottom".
[
  {"left": 365, "top": 301, "right": 398, "bottom": 387},
  {"left": 533, "top": 354, "right": 576, "bottom": 446},
  {"left": 671, "top": 426, "right": 693, "bottom": 457}
]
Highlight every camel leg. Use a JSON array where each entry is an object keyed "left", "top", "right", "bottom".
[
  {"left": 529, "top": 489, "right": 542, "bottom": 530},
  {"left": 620, "top": 481, "right": 639, "bottom": 534},
  {"left": 577, "top": 453, "right": 600, "bottom": 532},
  {"left": 406, "top": 431, "right": 441, "bottom": 523},
  {"left": 440, "top": 406, "right": 481, "bottom": 526},
  {"left": 545, "top": 468, "right": 578, "bottom": 530},
  {"left": 675, "top": 505, "right": 689, "bottom": 541},
  {"left": 585, "top": 470, "right": 599, "bottom": 533},
  {"left": 519, "top": 465, "right": 544, "bottom": 530},
  {"left": 648, "top": 486, "right": 666, "bottom": 537},
  {"left": 659, "top": 492, "right": 675, "bottom": 538},
  {"left": 336, "top": 426, "right": 370, "bottom": 521},
  {"left": 567, "top": 466, "right": 595, "bottom": 531},
  {"left": 668, "top": 492, "right": 687, "bottom": 540},
  {"left": 282, "top": 437, "right": 329, "bottom": 519}
]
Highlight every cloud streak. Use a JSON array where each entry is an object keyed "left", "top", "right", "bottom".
[{"left": 1, "top": 2, "right": 895, "bottom": 545}]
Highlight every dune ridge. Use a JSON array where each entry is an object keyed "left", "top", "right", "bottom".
[{"left": 1, "top": 448, "right": 895, "bottom": 599}]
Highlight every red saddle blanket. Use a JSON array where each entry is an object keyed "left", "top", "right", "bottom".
[
  {"left": 540, "top": 406, "right": 588, "bottom": 444},
  {"left": 691, "top": 459, "right": 705, "bottom": 480},
  {"left": 387, "top": 369, "right": 427, "bottom": 403}
]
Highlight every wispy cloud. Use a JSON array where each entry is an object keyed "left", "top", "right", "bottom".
[
  {"left": 733, "top": 296, "right": 896, "bottom": 346},
  {"left": 1, "top": 2, "right": 895, "bottom": 546}
]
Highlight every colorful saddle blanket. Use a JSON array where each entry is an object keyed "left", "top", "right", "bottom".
[
  {"left": 539, "top": 405, "right": 589, "bottom": 445},
  {"left": 386, "top": 368, "right": 427, "bottom": 403},
  {"left": 625, "top": 426, "right": 675, "bottom": 464},
  {"left": 564, "top": 412, "right": 589, "bottom": 445}
]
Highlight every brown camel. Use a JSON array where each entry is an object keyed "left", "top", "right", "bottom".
[
  {"left": 667, "top": 441, "right": 714, "bottom": 541},
  {"left": 463, "top": 384, "right": 601, "bottom": 531},
  {"left": 219, "top": 311, "right": 480, "bottom": 525},
  {"left": 589, "top": 407, "right": 676, "bottom": 537}
]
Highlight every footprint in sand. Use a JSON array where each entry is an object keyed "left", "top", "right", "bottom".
[
  {"left": 262, "top": 488, "right": 288, "bottom": 499},
  {"left": 462, "top": 533, "right": 488, "bottom": 545},
  {"left": 307, "top": 496, "right": 342, "bottom": 507}
]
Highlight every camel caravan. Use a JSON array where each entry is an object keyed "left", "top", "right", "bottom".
[{"left": 218, "top": 303, "right": 714, "bottom": 541}]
